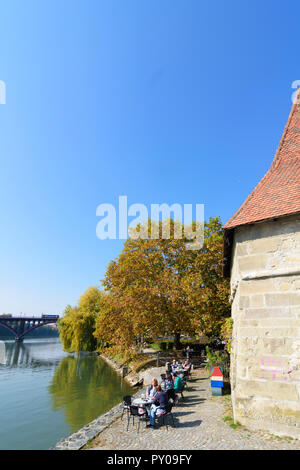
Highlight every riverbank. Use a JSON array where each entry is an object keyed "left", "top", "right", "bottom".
[
  {"left": 98, "top": 346, "right": 202, "bottom": 387},
  {"left": 98, "top": 352, "right": 170, "bottom": 387},
  {"left": 51, "top": 355, "right": 167, "bottom": 450},
  {"left": 86, "top": 368, "right": 300, "bottom": 451},
  {"left": 50, "top": 386, "right": 146, "bottom": 450},
  {"left": 98, "top": 354, "right": 142, "bottom": 386},
  {"left": 51, "top": 351, "right": 204, "bottom": 450}
]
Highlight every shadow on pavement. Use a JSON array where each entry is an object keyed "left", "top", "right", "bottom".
[{"left": 175, "top": 419, "right": 202, "bottom": 428}]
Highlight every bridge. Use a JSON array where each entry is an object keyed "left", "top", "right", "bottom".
[{"left": 0, "top": 315, "right": 59, "bottom": 341}]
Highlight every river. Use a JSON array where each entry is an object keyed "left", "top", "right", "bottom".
[{"left": 0, "top": 338, "right": 133, "bottom": 450}]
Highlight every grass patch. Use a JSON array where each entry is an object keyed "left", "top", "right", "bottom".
[
  {"left": 273, "top": 434, "right": 295, "bottom": 441},
  {"left": 149, "top": 338, "right": 197, "bottom": 352},
  {"left": 222, "top": 409, "right": 241, "bottom": 430},
  {"left": 223, "top": 416, "right": 233, "bottom": 423},
  {"left": 109, "top": 351, "right": 166, "bottom": 372},
  {"left": 149, "top": 343, "right": 161, "bottom": 351},
  {"left": 229, "top": 421, "right": 241, "bottom": 430},
  {"left": 131, "top": 358, "right": 158, "bottom": 373},
  {"left": 111, "top": 353, "right": 124, "bottom": 364}
]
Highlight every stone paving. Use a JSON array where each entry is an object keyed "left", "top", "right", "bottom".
[{"left": 88, "top": 369, "right": 300, "bottom": 450}]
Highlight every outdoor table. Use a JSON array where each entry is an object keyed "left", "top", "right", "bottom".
[
  {"left": 132, "top": 398, "right": 152, "bottom": 419},
  {"left": 132, "top": 398, "right": 152, "bottom": 407}
]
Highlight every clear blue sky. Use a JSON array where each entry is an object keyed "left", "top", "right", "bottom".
[{"left": 0, "top": 0, "right": 299, "bottom": 315}]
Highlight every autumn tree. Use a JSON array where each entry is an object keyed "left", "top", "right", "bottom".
[
  {"left": 94, "top": 217, "right": 230, "bottom": 359},
  {"left": 183, "top": 217, "right": 231, "bottom": 337},
  {"left": 94, "top": 219, "right": 193, "bottom": 357},
  {"left": 59, "top": 217, "right": 230, "bottom": 358}
]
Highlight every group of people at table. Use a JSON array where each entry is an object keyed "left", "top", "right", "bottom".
[{"left": 134, "top": 358, "right": 192, "bottom": 428}]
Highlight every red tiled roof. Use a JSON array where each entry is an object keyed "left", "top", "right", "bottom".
[
  {"left": 223, "top": 93, "right": 300, "bottom": 277},
  {"left": 224, "top": 95, "right": 300, "bottom": 230}
]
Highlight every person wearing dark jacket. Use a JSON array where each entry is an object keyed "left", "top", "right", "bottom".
[
  {"left": 162, "top": 373, "right": 174, "bottom": 391},
  {"left": 163, "top": 373, "right": 176, "bottom": 402},
  {"left": 147, "top": 385, "right": 168, "bottom": 427}
]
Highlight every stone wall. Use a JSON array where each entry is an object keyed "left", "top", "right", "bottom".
[{"left": 230, "top": 214, "right": 300, "bottom": 438}]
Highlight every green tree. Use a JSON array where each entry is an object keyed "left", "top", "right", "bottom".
[{"left": 58, "top": 286, "right": 104, "bottom": 352}]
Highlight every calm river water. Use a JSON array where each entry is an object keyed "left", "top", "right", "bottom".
[{"left": 0, "top": 338, "right": 133, "bottom": 450}]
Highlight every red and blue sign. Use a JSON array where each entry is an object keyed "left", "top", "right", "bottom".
[{"left": 211, "top": 366, "right": 223, "bottom": 394}]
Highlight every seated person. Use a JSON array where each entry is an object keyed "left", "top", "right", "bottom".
[
  {"left": 146, "top": 378, "right": 158, "bottom": 399},
  {"left": 164, "top": 374, "right": 176, "bottom": 402},
  {"left": 158, "top": 373, "right": 166, "bottom": 388},
  {"left": 163, "top": 373, "right": 174, "bottom": 390},
  {"left": 183, "top": 359, "right": 192, "bottom": 373},
  {"left": 147, "top": 385, "right": 168, "bottom": 428},
  {"left": 171, "top": 359, "right": 178, "bottom": 373},
  {"left": 160, "top": 373, "right": 173, "bottom": 390},
  {"left": 173, "top": 372, "right": 184, "bottom": 392}
]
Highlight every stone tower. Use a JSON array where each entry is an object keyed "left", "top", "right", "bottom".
[{"left": 223, "top": 93, "right": 300, "bottom": 438}]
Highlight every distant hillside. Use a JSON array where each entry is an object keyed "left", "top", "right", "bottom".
[{"left": 0, "top": 324, "right": 59, "bottom": 340}]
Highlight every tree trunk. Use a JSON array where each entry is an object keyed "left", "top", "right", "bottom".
[{"left": 174, "top": 332, "right": 181, "bottom": 350}]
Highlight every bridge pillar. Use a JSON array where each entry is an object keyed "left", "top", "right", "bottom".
[{"left": 15, "top": 320, "right": 25, "bottom": 342}]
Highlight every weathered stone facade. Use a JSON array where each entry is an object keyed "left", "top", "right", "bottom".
[{"left": 230, "top": 214, "right": 300, "bottom": 438}]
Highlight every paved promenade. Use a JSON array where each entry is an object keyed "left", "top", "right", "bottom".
[{"left": 88, "top": 369, "right": 300, "bottom": 450}]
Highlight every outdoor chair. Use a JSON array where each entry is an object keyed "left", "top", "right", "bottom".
[
  {"left": 166, "top": 388, "right": 177, "bottom": 403},
  {"left": 156, "top": 403, "right": 175, "bottom": 430},
  {"left": 179, "top": 373, "right": 187, "bottom": 388},
  {"left": 121, "top": 395, "right": 132, "bottom": 420},
  {"left": 174, "top": 386, "right": 184, "bottom": 402},
  {"left": 126, "top": 405, "right": 147, "bottom": 433},
  {"left": 182, "top": 370, "right": 190, "bottom": 383}
]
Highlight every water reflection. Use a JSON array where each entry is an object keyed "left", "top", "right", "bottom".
[
  {"left": 48, "top": 354, "right": 133, "bottom": 432},
  {"left": 0, "top": 339, "right": 134, "bottom": 449},
  {"left": 0, "top": 341, "right": 5, "bottom": 364},
  {"left": 0, "top": 339, "right": 65, "bottom": 368}
]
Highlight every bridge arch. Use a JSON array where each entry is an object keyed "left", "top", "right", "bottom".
[
  {"left": 0, "top": 321, "right": 18, "bottom": 338},
  {"left": 0, "top": 316, "right": 59, "bottom": 341}
]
